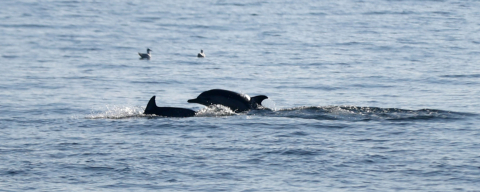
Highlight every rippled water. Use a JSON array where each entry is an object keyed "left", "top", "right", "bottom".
[{"left": 1, "top": 0, "right": 480, "bottom": 191}]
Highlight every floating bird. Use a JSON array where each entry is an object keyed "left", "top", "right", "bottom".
[
  {"left": 197, "top": 49, "right": 205, "bottom": 58},
  {"left": 138, "top": 48, "right": 152, "bottom": 59}
]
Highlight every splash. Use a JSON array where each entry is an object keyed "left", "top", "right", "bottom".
[
  {"left": 86, "top": 105, "right": 145, "bottom": 119},
  {"left": 86, "top": 104, "right": 237, "bottom": 119},
  {"left": 195, "top": 104, "right": 237, "bottom": 117}
]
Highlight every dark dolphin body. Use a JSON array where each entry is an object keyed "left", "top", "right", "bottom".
[
  {"left": 144, "top": 96, "right": 196, "bottom": 117},
  {"left": 188, "top": 89, "right": 268, "bottom": 112}
]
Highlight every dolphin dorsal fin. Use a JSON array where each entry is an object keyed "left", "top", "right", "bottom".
[
  {"left": 250, "top": 95, "right": 268, "bottom": 109},
  {"left": 144, "top": 96, "right": 158, "bottom": 114}
]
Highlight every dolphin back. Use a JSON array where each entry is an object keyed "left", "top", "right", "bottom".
[
  {"left": 155, "top": 107, "right": 196, "bottom": 117},
  {"left": 144, "top": 96, "right": 196, "bottom": 117}
]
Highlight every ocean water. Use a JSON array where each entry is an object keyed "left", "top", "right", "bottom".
[{"left": 1, "top": 0, "right": 480, "bottom": 191}]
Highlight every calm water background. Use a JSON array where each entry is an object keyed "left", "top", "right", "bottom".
[{"left": 1, "top": 0, "right": 480, "bottom": 191}]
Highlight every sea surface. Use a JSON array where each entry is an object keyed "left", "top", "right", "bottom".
[{"left": 1, "top": 0, "right": 480, "bottom": 191}]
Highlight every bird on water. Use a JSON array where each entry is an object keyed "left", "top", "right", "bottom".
[
  {"left": 197, "top": 49, "right": 205, "bottom": 58},
  {"left": 138, "top": 48, "right": 152, "bottom": 59}
]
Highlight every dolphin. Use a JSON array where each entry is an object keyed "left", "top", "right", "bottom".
[
  {"left": 144, "top": 96, "right": 196, "bottom": 117},
  {"left": 188, "top": 89, "right": 268, "bottom": 112}
]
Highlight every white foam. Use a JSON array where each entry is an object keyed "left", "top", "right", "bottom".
[
  {"left": 86, "top": 105, "right": 145, "bottom": 119},
  {"left": 261, "top": 99, "right": 277, "bottom": 111},
  {"left": 195, "top": 104, "right": 237, "bottom": 117}
]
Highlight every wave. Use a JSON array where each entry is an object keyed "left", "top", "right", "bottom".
[
  {"left": 86, "top": 105, "right": 474, "bottom": 121},
  {"left": 440, "top": 74, "right": 480, "bottom": 78},
  {"left": 261, "top": 106, "right": 475, "bottom": 121}
]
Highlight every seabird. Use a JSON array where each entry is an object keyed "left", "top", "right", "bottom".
[
  {"left": 197, "top": 49, "right": 205, "bottom": 58},
  {"left": 138, "top": 48, "right": 152, "bottom": 59}
]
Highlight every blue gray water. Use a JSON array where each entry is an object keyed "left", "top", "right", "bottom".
[{"left": 1, "top": 0, "right": 480, "bottom": 191}]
